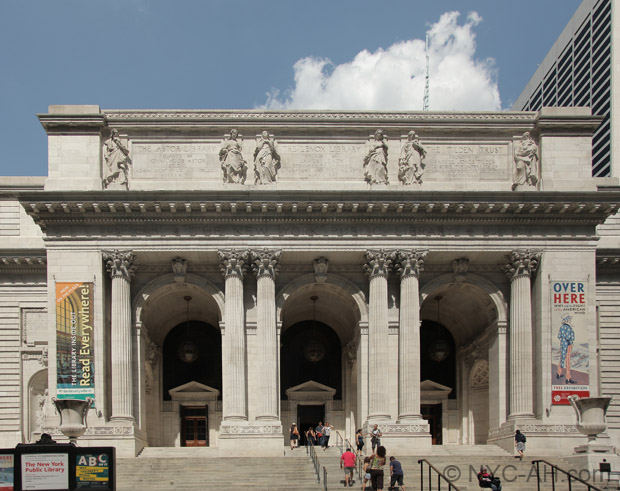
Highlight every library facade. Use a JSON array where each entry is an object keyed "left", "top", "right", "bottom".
[{"left": 2, "top": 106, "right": 619, "bottom": 457}]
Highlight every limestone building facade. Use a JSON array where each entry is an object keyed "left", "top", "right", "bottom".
[{"left": 1, "top": 105, "right": 619, "bottom": 457}]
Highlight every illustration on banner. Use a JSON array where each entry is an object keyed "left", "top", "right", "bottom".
[{"left": 551, "top": 280, "right": 590, "bottom": 405}]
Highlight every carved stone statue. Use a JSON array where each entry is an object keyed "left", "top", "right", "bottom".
[
  {"left": 512, "top": 131, "right": 539, "bottom": 190},
  {"left": 103, "top": 129, "right": 131, "bottom": 189},
  {"left": 254, "top": 131, "right": 281, "bottom": 184},
  {"left": 219, "top": 129, "right": 247, "bottom": 184},
  {"left": 363, "top": 129, "right": 389, "bottom": 184},
  {"left": 398, "top": 130, "right": 426, "bottom": 185}
]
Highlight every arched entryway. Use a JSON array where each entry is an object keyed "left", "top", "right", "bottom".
[
  {"left": 421, "top": 273, "right": 507, "bottom": 445},
  {"left": 277, "top": 273, "right": 365, "bottom": 445},
  {"left": 133, "top": 273, "right": 224, "bottom": 447}
]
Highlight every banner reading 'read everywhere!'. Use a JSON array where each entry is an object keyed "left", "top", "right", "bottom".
[
  {"left": 551, "top": 280, "right": 590, "bottom": 405},
  {"left": 56, "top": 282, "right": 94, "bottom": 401}
]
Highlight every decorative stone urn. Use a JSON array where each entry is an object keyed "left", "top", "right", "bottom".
[
  {"left": 568, "top": 395, "right": 612, "bottom": 443},
  {"left": 52, "top": 397, "right": 93, "bottom": 445}
]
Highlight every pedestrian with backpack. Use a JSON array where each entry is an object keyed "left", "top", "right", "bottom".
[{"left": 514, "top": 429, "right": 526, "bottom": 460}]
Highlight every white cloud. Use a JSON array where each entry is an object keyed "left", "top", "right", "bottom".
[{"left": 260, "top": 11, "right": 500, "bottom": 111}]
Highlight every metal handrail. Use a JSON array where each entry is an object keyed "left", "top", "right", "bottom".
[
  {"left": 335, "top": 430, "right": 345, "bottom": 453},
  {"left": 418, "top": 459, "right": 462, "bottom": 491},
  {"left": 532, "top": 459, "right": 603, "bottom": 491},
  {"left": 322, "top": 466, "right": 328, "bottom": 491},
  {"left": 306, "top": 441, "right": 321, "bottom": 483}
]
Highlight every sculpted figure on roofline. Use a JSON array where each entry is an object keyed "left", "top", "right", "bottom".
[{"left": 220, "top": 129, "right": 248, "bottom": 184}]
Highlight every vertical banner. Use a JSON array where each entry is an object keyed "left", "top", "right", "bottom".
[
  {"left": 551, "top": 280, "right": 590, "bottom": 404},
  {"left": 56, "top": 283, "right": 94, "bottom": 400},
  {"left": 0, "top": 454, "right": 13, "bottom": 491}
]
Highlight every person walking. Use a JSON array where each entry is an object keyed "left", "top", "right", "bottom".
[
  {"left": 340, "top": 447, "right": 357, "bottom": 487},
  {"left": 289, "top": 423, "right": 300, "bottom": 450},
  {"left": 306, "top": 426, "right": 316, "bottom": 447},
  {"left": 323, "top": 421, "right": 333, "bottom": 449},
  {"left": 356, "top": 428, "right": 365, "bottom": 457},
  {"left": 514, "top": 429, "right": 526, "bottom": 460},
  {"left": 315, "top": 421, "right": 325, "bottom": 448},
  {"left": 361, "top": 456, "right": 371, "bottom": 490},
  {"left": 389, "top": 456, "right": 405, "bottom": 491},
  {"left": 368, "top": 445, "right": 387, "bottom": 491},
  {"left": 370, "top": 424, "right": 382, "bottom": 452}
]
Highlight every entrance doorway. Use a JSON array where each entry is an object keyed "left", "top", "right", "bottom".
[
  {"left": 297, "top": 404, "right": 325, "bottom": 445},
  {"left": 181, "top": 406, "right": 208, "bottom": 447},
  {"left": 421, "top": 404, "right": 442, "bottom": 445}
]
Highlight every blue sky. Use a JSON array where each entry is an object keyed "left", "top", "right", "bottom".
[{"left": 0, "top": 0, "right": 581, "bottom": 177}]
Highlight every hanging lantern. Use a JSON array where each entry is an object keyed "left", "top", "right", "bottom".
[
  {"left": 429, "top": 337, "right": 450, "bottom": 362},
  {"left": 428, "top": 294, "right": 450, "bottom": 362},
  {"left": 178, "top": 296, "right": 199, "bottom": 363}
]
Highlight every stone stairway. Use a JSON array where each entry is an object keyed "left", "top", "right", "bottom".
[
  {"left": 116, "top": 448, "right": 322, "bottom": 491},
  {"left": 306, "top": 445, "right": 615, "bottom": 490},
  {"left": 114, "top": 446, "right": 618, "bottom": 490}
]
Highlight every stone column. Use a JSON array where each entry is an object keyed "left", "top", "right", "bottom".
[
  {"left": 364, "top": 250, "right": 392, "bottom": 420},
  {"left": 103, "top": 250, "right": 136, "bottom": 423},
  {"left": 219, "top": 250, "right": 249, "bottom": 422},
  {"left": 395, "top": 250, "right": 427, "bottom": 421},
  {"left": 252, "top": 250, "right": 280, "bottom": 421},
  {"left": 503, "top": 250, "right": 540, "bottom": 419}
]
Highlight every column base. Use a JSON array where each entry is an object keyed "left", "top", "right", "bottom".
[
  {"left": 365, "top": 420, "right": 431, "bottom": 453},
  {"left": 487, "top": 419, "right": 587, "bottom": 456},
  {"left": 564, "top": 446, "right": 620, "bottom": 476},
  {"left": 218, "top": 422, "right": 284, "bottom": 456}
]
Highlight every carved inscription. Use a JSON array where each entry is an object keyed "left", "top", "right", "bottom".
[
  {"left": 279, "top": 143, "right": 365, "bottom": 179},
  {"left": 132, "top": 143, "right": 219, "bottom": 179},
  {"left": 423, "top": 144, "right": 509, "bottom": 180}
]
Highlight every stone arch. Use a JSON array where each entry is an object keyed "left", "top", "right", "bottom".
[
  {"left": 133, "top": 273, "right": 225, "bottom": 331},
  {"left": 421, "top": 273, "right": 507, "bottom": 321},
  {"left": 276, "top": 273, "right": 367, "bottom": 323},
  {"left": 276, "top": 273, "right": 367, "bottom": 347},
  {"left": 420, "top": 274, "right": 508, "bottom": 345}
]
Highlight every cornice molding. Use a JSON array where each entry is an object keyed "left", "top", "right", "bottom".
[
  {"left": 102, "top": 109, "right": 538, "bottom": 124},
  {"left": 19, "top": 192, "right": 619, "bottom": 229},
  {"left": 0, "top": 254, "right": 47, "bottom": 273}
]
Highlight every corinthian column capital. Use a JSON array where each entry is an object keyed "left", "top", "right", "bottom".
[
  {"left": 218, "top": 250, "right": 250, "bottom": 279},
  {"left": 395, "top": 250, "right": 428, "bottom": 279},
  {"left": 251, "top": 250, "right": 281, "bottom": 279},
  {"left": 502, "top": 250, "right": 541, "bottom": 281},
  {"left": 103, "top": 250, "right": 137, "bottom": 280},
  {"left": 364, "top": 250, "right": 393, "bottom": 279}
]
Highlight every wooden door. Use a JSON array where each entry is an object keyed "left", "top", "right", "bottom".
[{"left": 181, "top": 406, "right": 208, "bottom": 447}]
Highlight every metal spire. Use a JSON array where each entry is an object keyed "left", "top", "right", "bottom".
[{"left": 423, "top": 33, "right": 430, "bottom": 111}]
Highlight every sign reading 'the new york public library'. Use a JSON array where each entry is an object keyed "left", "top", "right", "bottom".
[
  {"left": 56, "top": 283, "right": 94, "bottom": 401},
  {"left": 551, "top": 280, "right": 590, "bottom": 405}
]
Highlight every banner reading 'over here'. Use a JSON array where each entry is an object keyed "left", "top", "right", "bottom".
[{"left": 551, "top": 280, "right": 589, "bottom": 405}]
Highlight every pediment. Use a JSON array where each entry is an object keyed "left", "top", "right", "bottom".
[
  {"left": 286, "top": 380, "right": 336, "bottom": 401},
  {"left": 420, "top": 379, "right": 452, "bottom": 398},
  {"left": 169, "top": 381, "right": 220, "bottom": 401}
]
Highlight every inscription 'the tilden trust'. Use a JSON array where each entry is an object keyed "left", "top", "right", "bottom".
[{"left": 130, "top": 141, "right": 510, "bottom": 182}]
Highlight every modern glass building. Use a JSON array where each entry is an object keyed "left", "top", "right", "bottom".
[{"left": 513, "top": 0, "right": 617, "bottom": 178}]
